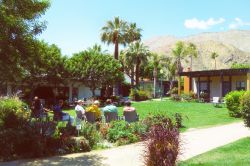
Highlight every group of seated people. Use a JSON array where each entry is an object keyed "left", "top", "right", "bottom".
[{"left": 31, "top": 96, "right": 138, "bottom": 125}]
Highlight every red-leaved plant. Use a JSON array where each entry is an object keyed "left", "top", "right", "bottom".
[{"left": 144, "top": 117, "right": 180, "bottom": 166}]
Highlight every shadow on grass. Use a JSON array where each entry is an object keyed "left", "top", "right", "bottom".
[{"left": 1, "top": 153, "right": 108, "bottom": 166}]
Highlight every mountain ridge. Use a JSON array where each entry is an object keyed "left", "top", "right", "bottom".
[{"left": 144, "top": 30, "right": 250, "bottom": 71}]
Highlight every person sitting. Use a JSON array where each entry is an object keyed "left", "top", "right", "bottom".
[
  {"left": 75, "top": 100, "right": 85, "bottom": 115},
  {"left": 86, "top": 100, "right": 102, "bottom": 121},
  {"left": 31, "top": 96, "right": 45, "bottom": 118},
  {"left": 123, "top": 100, "right": 139, "bottom": 122},
  {"left": 102, "top": 99, "right": 118, "bottom": 113},
  {"left": 123, "top": 100, "right": 136, "bottom": 113},
  {"left": 53, "top": 100, "right": 74, "bottom": 125}
]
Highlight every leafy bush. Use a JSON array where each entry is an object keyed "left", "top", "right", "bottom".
[
  {"left": 169, "top": 87, "right": 178, "bottom": 95},
  {"left": 107, "top": 120, "right": 140, "bottom": 145},
  {"left": 174, "top": 113, "right": 183, "bottom": 128},
  {"left": 129, "top": 89, "right": 150, "bottom": 101},
  {"left": 240, "top": 91, "right": 250, "bottom": 128},
  {"left": 144, "top": 117, "right": 180, "bottom": 166},
  {"left": 79, "top": 122, "right": 101, "bottom": 148},
  {"left": 181, "top": 94, "right": 193, "bottom": 102},
  {"left": 0, "top": 97, "right": 30, "bottom": 129},
  {"left": 225, "top": 91, "right": 245, "bottom": 117},
  {"left": 170, "top": 94, "right": 181, "bottom": 101},
  {"left": 0, "top": 120, "right": 59, "bottom": 161}
]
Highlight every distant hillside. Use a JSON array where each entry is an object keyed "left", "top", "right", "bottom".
[{"left": 144, "top": 30, "right": 250, "bottom": 71}]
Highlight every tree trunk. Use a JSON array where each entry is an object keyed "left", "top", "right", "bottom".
[
  {"left": 190, "top": 56, "right": 193, "bottom": 70},
  {"left": 114, "top": 41, "right": 119, "bottom": 60},
  {"left": 135, "top": 57, "right": 140, "bottom": 86},
  {"left": 215, "top": 59, "right": 217, "bottom": 69},
  {"left": 91, "top": 88, "right": 96, "bottom": 97},
  {"left": 131, "top": 69, "right": 135, "bottom": 87},
  {"left": 153, "top": 67, "right": 157, "bottom": 98}
]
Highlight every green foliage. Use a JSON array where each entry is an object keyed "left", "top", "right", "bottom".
[
  {"left": 181, "top": 93, "right": 193, "bottom": 102},
  {"left": 107, "top": 121, "right": 140, "bottom": 145},
  {"left": 66, "top": 46, "right": 124, "bottom": 96},
  {"left": 0, "top": 97, "right": 30, "bottom": 129},
  {"left": 170, "top": 94, "right": 181, "bottom": 101},
  {"left": 231, "top": 63, "right": 250, "bottom": 69},
  {"left": 79, "top": 122, "right": 101, "bottom": 148},
  {"left": 0, "top": 0, "right": 50, "bottom": 82},
  {"left": 225, "top": 91, "right": 245, "bottom": 117},
  {"left": 240, "top": 91, "right": 250, "bottom": 128},
  {"left": 129, "top": 88, "right": 150, "bottom": 101},
  {"left": 169, "top": 87, "right": 178, "bottom": 95}
]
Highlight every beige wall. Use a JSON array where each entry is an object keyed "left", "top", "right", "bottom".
[
  {"left": 192, "top": 74, "right": 248, "bottom": 98},
  {"left": 210, "top": 77, "right": 221, "bottom": 98}
]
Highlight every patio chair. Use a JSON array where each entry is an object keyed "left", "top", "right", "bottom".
[
  {"left": 212, "top": 97, "right": 220, "bottom": 107},
  {"left": 104, "top": 112, "right": 118, "bottom": 123},
  {"left": 85, "top": 112, "right": 96, "bottom": 124},
  {"left": 124, "top": 111, "right": 139, "bottom": 123}
]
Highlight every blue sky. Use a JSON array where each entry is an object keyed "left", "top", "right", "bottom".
[{"left": 38, "top": 0, "right": 250, "bottom": 56}]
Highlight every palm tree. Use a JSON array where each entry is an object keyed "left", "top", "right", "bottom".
[
  {"left": 125, "top": 23, "right": 142, "bottom": 43},
  {"left": 211, "top": 52, "right": 219, "bottom": 69},
  {"left": 101, "top": 17, "right": 127, "bottom": 60},
  {"left": 172, "top": 41, "right": 187, "bottom": 73},
  {"left": 186, "top": 42, "right": 198, "bottom": 70},
  {"left": 151, "top": 53, "right": 160, "bottom": 98},
  {"left": 123, "top": 41, "right": 150, "bottom": 86}
]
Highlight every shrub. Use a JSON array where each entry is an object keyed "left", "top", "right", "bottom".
[
  {"left": 0, "top": 97, "right": 30, "bottom": 129},
  {"left": 169, "top": 87, "right": 178, "bottom": 95},
  {"left": 225, "top": 91, "right": 245, "bottom": 117},
  {"left": 129, "top": 89, "right": 149, "bottom": 101},
  {"left": 144, "top": 117, "right": 180, "bottom": 166},
  {"left": 79, "top": 122, "right": 101, "bottom": 149},
  {"left": 174, "top": 113, "right": 183, "bottom": 128},
  {"left": 241, "top": 91, "right": 250, "bottom": 128},
  {"left": 0, "top": 120, "right": 59, "bottom": 161},
  {"left": 170, "top": 94, "right": 181, "bottom": 101},
  {"left": 181, "top": 94, "right": 193, "bottom": 102},
  {"left": 107, "top": 120, "right": 140, "bottom": 145}
]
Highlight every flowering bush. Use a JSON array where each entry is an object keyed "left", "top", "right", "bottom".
[
  {"left": 240, "top": 91, "right": 250, "bottom": 127},
  {"left": 144, "top": 117, "right": 180, "bottom": 166}
]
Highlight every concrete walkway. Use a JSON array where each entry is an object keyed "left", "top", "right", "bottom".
[{"left": 2, "top": 122, "right": 250, "bottom": 166}]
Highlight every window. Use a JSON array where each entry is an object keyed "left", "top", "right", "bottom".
[
  {"left": 236, "top": 81, "right": 245, "bottom": 90},
  {"left": 200, "top": 82, "right": 209, "bottom": 93}
]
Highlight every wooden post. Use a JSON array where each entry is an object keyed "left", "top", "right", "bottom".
[
  {"left": 197, "top": 77, "right": 200, "bottom": 99},
  {"left": 207, "top": 76, "right": 210, "bottom": 100},
  {"left": 178, "top": 76, "right": 181, "bottom": 96},
  {"left": 220, "top": 74, "right": 224, "bottom": 97},
  {"left": 229, "top": 76, "right": 232, "bottom": 92},
  {"left": 247, "top": 73, "right": 250, "bottom": 91}
]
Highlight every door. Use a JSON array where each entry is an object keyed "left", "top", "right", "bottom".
[{"left": 222, "top": 81, "right": 231, "bottom": 97}]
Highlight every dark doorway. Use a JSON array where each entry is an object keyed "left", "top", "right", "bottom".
[{"left": 222, "top": 81, "right": 231, "bottom": 97}]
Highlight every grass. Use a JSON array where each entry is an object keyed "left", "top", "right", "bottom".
[
  {"left": 179, "top": 137, "right": 250, "bottom": 166},
  {"left": 64, "top": 99, "right": 240, "bottom": 131}
]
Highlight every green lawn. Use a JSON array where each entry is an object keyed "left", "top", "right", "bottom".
[
  {"left": 179, "top": 137, "right": 250, "bottom": 166},
  {"left": 64, "top": 99, "right": 240, "bottom": 131}
]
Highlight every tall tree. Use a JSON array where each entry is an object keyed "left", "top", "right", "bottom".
[
  {"left": 186, "top": 42, "right": 198, "bottom": 70},
  {"left": 0, "top": 0, "right": 50, "bottom": 83},
  {"left": 125, "top": 23, "right": 142, "bottom": 43},
  {"left": 66, "top": 46, "right": 124, "bottom": 96},
  {"left": 123, "top": 41, "right": 150, "bottom": 86},
  {"left": 171, "top": 41, "right": 187, "bottom": 73},
  {"left": 100, "top": 17, "right": 127, "bottom": 60},
  {"left": 211, "top": 52, "right": 219, "bottom": 69}
]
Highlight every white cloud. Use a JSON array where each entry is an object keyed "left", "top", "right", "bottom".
[
  {"left": 184, "top": 18, "right": 225, "bottom": 30},
  {"left": 229, "top": 18, "right": 250, "bottom": 29}
]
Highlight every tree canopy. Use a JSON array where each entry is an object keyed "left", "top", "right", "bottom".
[
  {"left": 0, "top": 0, "right": 50, "bottom": 83},
  {"left": 66, "top": 45, "right": 124, "bottom": 96}
]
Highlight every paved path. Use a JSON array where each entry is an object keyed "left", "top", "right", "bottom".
[{"left": 2, "top": 122, "right": 250, "bottom": 166}]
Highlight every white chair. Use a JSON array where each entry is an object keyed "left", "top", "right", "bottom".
[{"left": 212, "top": 97, "right": 220, "bottom": 106}]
